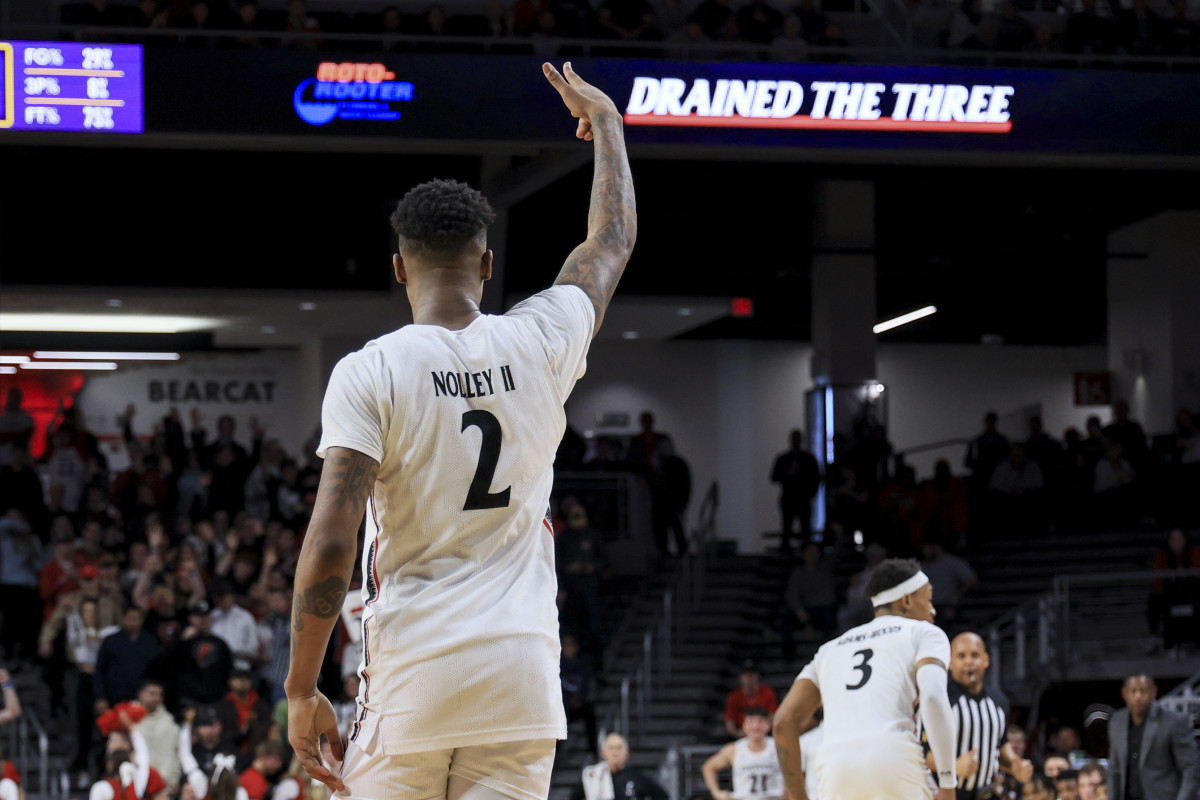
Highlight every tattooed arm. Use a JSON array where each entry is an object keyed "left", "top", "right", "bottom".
[
  {"left": 284, "top": 445, "right": 378, "bottom": 791},
  {"left": 543, "top": 62, "right": 637, "bottom": 337},
  {"left": 773, "top": 678, "right": 821, "bottom": 800}
]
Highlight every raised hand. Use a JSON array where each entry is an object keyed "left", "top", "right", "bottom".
[{"left": 542, "top": 61, "right": 618, "bottom": 142}]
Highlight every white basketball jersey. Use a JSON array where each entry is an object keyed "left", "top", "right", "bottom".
[
  {"left": 796, "top": 615, "right": 950, "bottom": 759},
  {"left": 798, "top": 725, "right": 823, "bottom": 800},
  {"left": 731, "top": 737, "right": 783, "bottom": 800},
  {"left": 318, "top": 284, "right": 594, "bottom": 755}
]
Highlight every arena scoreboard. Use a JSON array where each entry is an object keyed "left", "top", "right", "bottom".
[{"left": 0, "top": 40, "right": 143, "bottom": 133}]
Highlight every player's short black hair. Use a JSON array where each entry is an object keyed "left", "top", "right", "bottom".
[
  {"left": 865, "top": 557, "right": 923, "bottom": 601},
  {"left": 744, "top": 706, "right": 769, "bottom": 719},
  {"left": 390, "top": 178, "right": 496, "bottom": 258}
]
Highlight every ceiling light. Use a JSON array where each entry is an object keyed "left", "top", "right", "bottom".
[
  {"left": 1, "top": 314, "right": 223, "bottom": 333},
  {"left": 261, "top": 326, "right": 276, "bottom": 334},
  {"left": 20, "top": 361, "right": 119, "bottom": 371},
  {"left": 299, "top": 302, "right": 317, "bottom": 311},
  {"left": 677, "top": 307, "right": 693, "bottom": 316},
  {"left": 105, "top": 299, "right": 124, "bottom": 308},
  {"left": 34, "top": 351, "right": 181, "bottom": 361},
  {"left": 0, "top": 366, "right": 16, "bottom": 375},
  {"left": 873, "top": 305, "right": 937, "bottom": 334},
  {"left": 622, "top": 331, "right": 639, "bottom": 339},
  {"left": 0, "top": 355, "right": 31, "bottom": 364}
]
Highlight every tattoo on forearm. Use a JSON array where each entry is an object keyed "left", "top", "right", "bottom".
[
  {"left": 292, "top": 576, "right": 348, "bottom": 634},
  {"left": 559, "top": 117, "right": 636, "bottom": 323}
]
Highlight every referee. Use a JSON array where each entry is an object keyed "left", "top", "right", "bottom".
[{"left": 921, "top": 631, "right": 1034, "bottom": 799}]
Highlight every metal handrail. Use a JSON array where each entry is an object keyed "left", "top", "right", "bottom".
[
  {"left": 981, "top": 565, "right": 1200, "bottom": 703},
  {"left": 7, "top": 707, "right": 55, "bottom": 800},
  {"left": 598, "top": 480, "right": 719, "bottom": 750}
]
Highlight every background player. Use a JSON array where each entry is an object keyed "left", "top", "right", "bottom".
[
  {"left": 702, "top": 707, "right": 783, "bottom": 800},
  {"left": 284, "top": 60, "right": 636, "bottom": 800},
  {"left": 773, "top": 557, "right": 958, "bottom": 800}
]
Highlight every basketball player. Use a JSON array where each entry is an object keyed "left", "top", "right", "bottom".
[
  {"left": 702, "top": 707, "right": 784, "bottom": 800},
  {"left": 773, "top": 557, "right": 958, "bottom": 800},
  {"left": 283, "top": 60, "right": 636, "bottom": 800}
]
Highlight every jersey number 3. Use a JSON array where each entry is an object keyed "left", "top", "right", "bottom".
[
  {"left": 845, "top": 648, "right": 873, "bottom": 690},
  {"left": 461, "top": 410, "right": 512, "bottom": 510}
]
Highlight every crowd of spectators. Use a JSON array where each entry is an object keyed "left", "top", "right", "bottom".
[
  {"left": 56, "top": 0, "right": 1200, "bottom": 61},
  {"left": 0, "top": 389, "right": 690, "bottom": 789},
  {"left": 0, "top": 393, "right": 344, "bottom": 798},
  {"left": 816, "top": 402, "right": 1200, "bottom": 562},
  {"left": 1, "top": 385, "right": 1198, "bottom": 793}
]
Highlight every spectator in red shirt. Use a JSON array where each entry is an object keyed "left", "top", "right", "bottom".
[
  {"left": 237, "top": 740, "right": 284, "bottom": 800},
  {"left": 39, "top": 524, "right": 80, "bottom": 621},
  {"left": 724, "top": 661, "right": 778, "bottom": 739}
]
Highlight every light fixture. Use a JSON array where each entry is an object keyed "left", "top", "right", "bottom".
[
  {"left": 260, "top": 326, "right": 276, "bottom": 334},
  {"left": 676, "top": 307, "right": 693, "bottom": 317},
  {"left": 0, "top": 356, "right": 30, "bottom": 365},
  {"left": 20, "top": 361, "right": 119, "bottom": 371},
  {"left": 299, "top": 302, "right": 317, "bottom": 311},
  {"left": 0, "top": 366, "right": 16, "bottom": 375},
  {"left": 105, "top": 299, "right": 124, "bottom": 308},
  {"left": 1, "top": 314, "right": 222, "bottom": 333},
  {"left": 33, "top": 351, "right": 180, "bottom": 361},
  {"left": 873, "top": 305, "right": 937, "bottom": 334},
  {"left": 622, "top": 331, "right": 639, "bottom": 339}
]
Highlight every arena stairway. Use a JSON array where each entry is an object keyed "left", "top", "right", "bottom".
[{"left": 549, "top": 551, "right": 815, "bottom": 800}]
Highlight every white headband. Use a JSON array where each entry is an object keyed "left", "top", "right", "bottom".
[
  {"left": 871, "top": 571, "right": 929, "bottom": 607},
  {"left": 212, "top": 754, "right": 237, "bottom": 783}
]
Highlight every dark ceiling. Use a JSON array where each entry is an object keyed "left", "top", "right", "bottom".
[{"left": 1, "top": 143, "right": 1194, "bottom": 347}]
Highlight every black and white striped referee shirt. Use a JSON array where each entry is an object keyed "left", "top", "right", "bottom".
[{"left": 921, "top": 679, "right": 1011, "bottom": 800}]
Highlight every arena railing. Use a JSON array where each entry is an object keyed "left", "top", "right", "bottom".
[
  {"left": 6, "top": 707, "right": 58, "bottom": 800},
  {"left": 596, "top": 480, "right": 718, "bottom": 752},
  {"left": 4, "top": 20, "right": 1200, "bottom": 73},
  {"left": 983, "top": 565, "right": 1200, "bottom": 738}
]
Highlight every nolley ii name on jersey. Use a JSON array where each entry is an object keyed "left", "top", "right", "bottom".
[
  {"left": 837, "top": 625, "right": 902, "bottom": 645},
  {"left": 431, "top": 366, "right": 517, "bottom": 398}
]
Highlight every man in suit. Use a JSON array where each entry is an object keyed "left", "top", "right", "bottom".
[{"left": 1106, "top": 673, "right": 1200, "bottom": 800}]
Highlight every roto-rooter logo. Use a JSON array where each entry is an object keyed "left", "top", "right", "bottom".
[
  {"left": 294, "top": 61, "right": 414, "bottom": 126},
  {"left": 624, "top": 77, "right": 1014, "bottom": 132}
]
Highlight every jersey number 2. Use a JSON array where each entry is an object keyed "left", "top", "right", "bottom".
[
  {"left": 461, "top": 410, "right": 512, "bottom": 510},
  {"left": 845, "top": 648, "right": 873, "bottom": 690}
]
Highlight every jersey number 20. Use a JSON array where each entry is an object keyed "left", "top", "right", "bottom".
[{"left": 461, "top": 410, "right": 512, "bottom": 510}]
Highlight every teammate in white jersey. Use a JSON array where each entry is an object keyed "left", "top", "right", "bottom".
[
  {"left": 773, "top": 558, "right": 958, "bottom": 800},
  {"left": 283, "top": 61, "right": 636, "bottom": 800},
  {"left": 702, "top": 707, "right": 784, "bottom": 800}
]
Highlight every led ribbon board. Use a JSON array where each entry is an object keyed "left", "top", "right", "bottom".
[
  {"left": 15, "top": 47, "right": 1196, "bottom": 163},
  {"left": 0, "top": 40, "right": 144, "bottom": 133}
]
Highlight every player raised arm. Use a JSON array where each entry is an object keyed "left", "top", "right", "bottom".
[
  {"left": 284, "top": 445, "right": 379, "bottom": 791},
  {"left": 772, "top": 677, "right": 820, "bottom": 800},
  {"left": 543, "top": 61, "right": 637, "bottom": 337}
]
